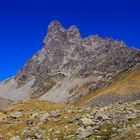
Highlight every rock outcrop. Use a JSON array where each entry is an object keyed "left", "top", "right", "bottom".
[{"left": 0, "top": 20, "right": 140, "bottom": 104}]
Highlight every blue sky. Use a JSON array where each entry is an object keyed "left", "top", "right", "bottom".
[{"left": 0, "top": 0, "right": 140, "bottom": 80}]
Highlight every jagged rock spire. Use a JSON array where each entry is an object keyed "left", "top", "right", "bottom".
[
  {"left": 43, "top": 20, "right": 81, "bottom": 45},
  {"left": 43, "top": 20, "right": 66, "bottom": 45},
  {"left": 47, "top": 20, "right": 65, "bottom": 33},
  {"left": 67, "top": 25, "right": 81, "bottom": 38}
]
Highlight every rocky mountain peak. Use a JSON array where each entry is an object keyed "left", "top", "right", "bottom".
[
  {"left": 48, "top": 20, "right": 64, "bottom": 32},
  {"left": 7, "top": 20, "right": 140, "bottom": 103},
  {"left": 68, "top": 25, "right": 81, "bottom": 38},
  {"left": 43, "top": 21, "right": 81, "bottom": 47},
  {"left": 1, "top": 21, "right": 140, "bottom": 140}
]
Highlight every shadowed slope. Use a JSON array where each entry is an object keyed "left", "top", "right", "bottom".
[{"left": 73, "top": 68, "right": 140, "bottom": 106}]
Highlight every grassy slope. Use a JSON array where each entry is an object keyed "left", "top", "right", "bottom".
[
  {"left": 0, "top": 100, "right": 80, "bottom": 140},
  {"left": 73, "top": 68, "right": 140, "bottom": 106},
  {"left": 0, "top": 99, "right": 140, "bottom": 140},
  {"left": 0, "top": 68, "right": 140, "bottom": 139}
]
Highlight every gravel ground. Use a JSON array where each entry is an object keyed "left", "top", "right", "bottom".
[{"left": 87, "top": 92, "right": 140, "bottom": 107}]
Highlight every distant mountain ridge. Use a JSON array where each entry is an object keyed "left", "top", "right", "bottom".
[{"left": 0, "top": 20, "right": 140, "bottom": 105}]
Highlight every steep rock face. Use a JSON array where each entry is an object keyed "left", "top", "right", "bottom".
[{"left": 1, "top": 20, "right": 140, "bottom": 103}]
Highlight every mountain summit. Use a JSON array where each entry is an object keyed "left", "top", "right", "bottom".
[{"left": 0, "top": 21, "right": 140, "bottom": 105}]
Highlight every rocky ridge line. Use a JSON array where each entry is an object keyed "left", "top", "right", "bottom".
[{"left": 1, "top": 20, "right": 140, "bottom": 104}]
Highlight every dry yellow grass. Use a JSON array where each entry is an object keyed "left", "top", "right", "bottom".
[
  {"left": 0, "top": 100, "right": 79, "bottom": 140},
  {"left": 0, "top": 112, "right": 3, "bottom": 121},
  {"left": 9, "top": 99, "right": 67, "bottom": 112},
  {"left": 73, "top": 68, "right": 140, "bottom": 106}
]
